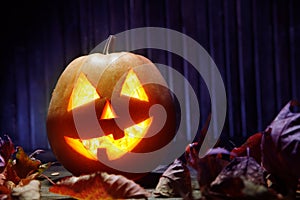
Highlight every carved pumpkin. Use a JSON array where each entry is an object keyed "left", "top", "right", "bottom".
[{"left": 46, "top": 37, "right": 177, "bottom": 179}]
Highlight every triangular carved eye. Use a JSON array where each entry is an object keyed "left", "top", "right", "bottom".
[
  {"left": 68, "top": 73, "right": 100, "bottom": 111},
  {"left": 100, "top": 100, "right": 117, "bottom": 119},
  {"left": 120, "top": 69, "right": 149, "bottom": 102}
]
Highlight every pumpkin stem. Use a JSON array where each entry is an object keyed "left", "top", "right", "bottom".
[{"left": 103, "top": 35, "right": 116, "bottom": 54}]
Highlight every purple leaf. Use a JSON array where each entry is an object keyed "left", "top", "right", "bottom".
[{"left": 261, "top": 100, "right": 300, "bottom": 191}]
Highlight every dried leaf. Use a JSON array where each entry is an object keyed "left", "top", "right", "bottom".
[
  {"left": 49, "top": 171, "right": 150, "bottom": 200},
  {"left": 12, "top": 147, "right": 41, "bottom": 179},
  {"left": 37, "top": 162, "right": 52, "bottom": 175},
  {"left": 184, "top": 113, "right": 234, "bottom": 188},
  {"left": 231, "top": 132, "right": 262, "bottom": 164},
  {"left": 242, "top": 177, "right": 279, "bottom": 199},
  {"left": 184, "top": 114, "right": 211, "bottom": 166},
  {"left": 197, "top": 156, "right": 229, "bottom": 189},
  {"left": 185, "top": 142, "right": 200, "bottom": 169},
  {"left": 212, "top": 156, "right": 266, "bottom": 187},
  {"left": 0, "top": 185, "right": 10, "bottom": 195},
  {"left": 187, "top": 147, "right": 231, "bottom": 188},
  {"left": 28, "top": 149, "right": 45, "bottom": 159},
  {"left": 0, "top": 136, "right": 48, "bottom": 200},
  {"left": 0, "top": 173, "right": 5, "bottom": 186},
  {"left": 261, "top": 100, "right": 300, "bottom": 191},
  {"left": 185, "top": 145, "right": 231, "bottom": 169},
  {"left": 210, "top": 156, "right": 266, "bottom": 197},
  {"left": 18, "top": 172, "right": 40, "bottom": 187},
  {"left": 205, "top": 147, "right": 233, "bottom": 157},
  {"left": 184, "top": 115, "right": 231, "bottom": 190},
  {"left": 0, "top": 136, "right": 14, "bottom": 173},
  {"left": 50, "top": 173, "right": 112, "bottom": 200},
  {"left": 101, "top": 172, "right": 150, "bottom": 199},
  {"left": 211, "top": 176, "right": 245, "bottom": 198},
  {"left": 5, "top": 162, "right": 20, "bottom": 185},
  {"left": 2, "top": 147, "right": 48, "bottom": 189},
  {"left": 205, "top": 176, "right": 281, "bottom": 200},
  {"left": 11, "top": 180, "right": 40, "bottom": 200},
  {"left": 154, "top": 159, "right": 192, "bottom": 199},
  {"left": 5, "top": 181, "right": 15, "bottom": 191}
]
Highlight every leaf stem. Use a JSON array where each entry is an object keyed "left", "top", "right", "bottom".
[{"left": 39, "top": 174, "right": 56, "bottom": 185}]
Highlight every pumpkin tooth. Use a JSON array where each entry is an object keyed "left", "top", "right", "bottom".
[
  {"left": 63, "top": 137, "right": 97, "bottom": 161},
  {"left": 68, "top": 117, "right": 152, "bottom": 160},
  {"left": 124, "top": 117, "right": 152, "bottom": 138}
]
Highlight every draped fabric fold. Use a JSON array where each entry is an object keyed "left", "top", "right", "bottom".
[{"left": 0, "top": 0, "right": 299, "bottom": 151}]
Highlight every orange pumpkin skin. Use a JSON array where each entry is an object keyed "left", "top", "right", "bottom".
[{"left": 46, "top": 52, "right": 177, "bottom": 179}]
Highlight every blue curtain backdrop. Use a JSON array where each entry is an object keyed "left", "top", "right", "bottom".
[{"left": 0, "top": 0, "right": 299, "bottom": 151}]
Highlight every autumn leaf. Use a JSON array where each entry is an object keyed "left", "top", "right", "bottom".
[
  {"left": 205, "top": 176, "right": 281, "bottom": 200},
  {"left": 0, "top": 136, "right": 52, "bottom": 200},
  {"left": 261, "top": 100, "right": 300, "bottom": 193},
  {"left": 185, "top": 142, "right": 200, "bottom": 170},
  {"left": 198, "top": 155, "right": 230, "bottom": 189},
  {"left": 154, "top": 159, "right": 192, "bottom": 199},
  {"left": 12, "top": 146, "right": 42, "bottom": 179},
  {"left": 49, "top": 171, "right": 151, "bottom": 200},
  {"left": 51, "top": 174, "right": 112, "bottom": 200},
  {"left": 231, "top": 132, "right": 262, "bottom": 164},
  {"left": 186, "top": 147, "right": 231, "bottom": 189},
  {"left": 4, "top": 162, "right": 20, "bottom": 185},
  {"left": 183, "top": 114, "right": 211, "bottom": 164},
  {"left": 11, "top": 180, "right": 40, "bottom": 200},
  {"left": 210, "top": 156, "right": 266, "bottom": 197},
  {"left": 0, "top": 135, "right": 14, "bottom": 173},
  {"left": 184, "top": 114, "right": 211, "bottom": 164},
  {"left": 184, "top": 115, "right": 232, "bottom": 189},
  {"left": 2, "top": 146, "right": 50, "bottom": 187},
  {"left": 0, "top": 185, "right": 10, "bottom": 195}
]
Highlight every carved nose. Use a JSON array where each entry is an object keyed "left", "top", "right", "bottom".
[{"left": 100, "top": 100, "right": 117, "bottom": 120}]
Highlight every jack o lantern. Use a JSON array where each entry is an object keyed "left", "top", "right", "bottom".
[{"left": 46, "top": 36, "right": 177, "bottom": 179}]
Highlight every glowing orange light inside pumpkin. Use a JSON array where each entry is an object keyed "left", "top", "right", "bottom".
[
  {"left": 121, "top": 69, "right": 149, "bottom": 102},
  {"left": 64, "top": 136, "right": 97, "bottom": 161},
  {"left": 68, "top": 73, "right": 100, "bottom": 111},
  {"left": 64, "top": 117, "right": 152, "bottom": 160},
  {"left": 65, "top": 69, "right": 152, "bottom": 161},
  {"left": 100, "top": 100, "right": 117, "bottom": 119}
]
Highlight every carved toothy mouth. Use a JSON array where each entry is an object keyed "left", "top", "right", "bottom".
[{"left": 64, "top": 117, "right": 152, "bottom": 160}]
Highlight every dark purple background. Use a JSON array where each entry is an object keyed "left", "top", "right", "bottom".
[{"left": 0, "top": 0, "right": 299, "bottom": 151}]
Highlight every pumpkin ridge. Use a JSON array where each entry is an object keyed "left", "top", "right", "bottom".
[{"left": 104, "top": 52, "right": 130, "bottom": 70}]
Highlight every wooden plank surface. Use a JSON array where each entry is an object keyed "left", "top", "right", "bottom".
[{"left": 37, "top": 151, "right": 199, "bottom": 200}]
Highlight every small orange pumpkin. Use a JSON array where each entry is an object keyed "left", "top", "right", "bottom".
[{"left": 46, "top": 36, "right": 177, "bottom": 179}]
